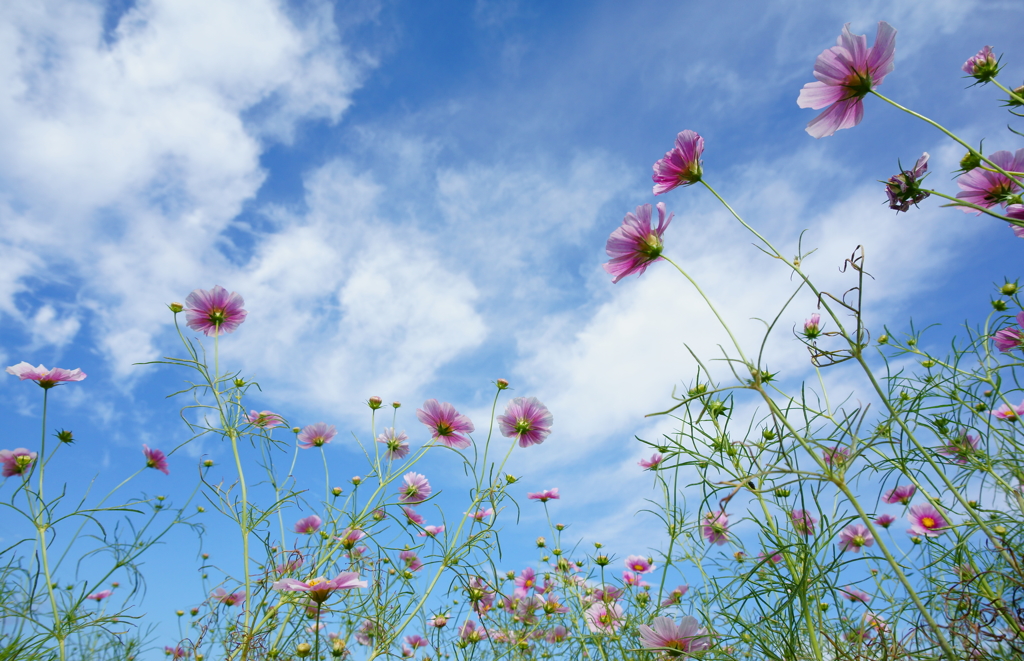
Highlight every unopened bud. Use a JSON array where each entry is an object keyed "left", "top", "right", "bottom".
[
  {"left": 994, "top": 525, "right": 1007, "bottom": 535},
  {"left": 1001, "top": 282, "right": 1018, "bottom": 295},
  {"left": 169, "top": 302, "right": 184, "bottom": 313},
  {"left": 190, "top": 608, "right": 199, "bottom": 616},
  {"left": 505, "top": 474, "right": 517, "bottom": 484},
  {"left": 233, "top": 378, "right": 246, "bottom": 388},
  {"left": 774, "top": 488, "right": 790, "bottom": 498},
  {"left": 762, "top": 429, "right": 776, "bottom": 440},
  {"left": 496, "top": 379, "right": 509, "bottom": 390},
  {"left": 332, "top": 486, "right": 343, "bottom": 497},
  {"left": 332, "top": 639, "right": 347, "bottom": 657},
  {"left": 176, "top": 610, "right": 184, "bottom": 616},
  {"left": 296, "top": 642, "right": 312, "bottom": 658},
  {"left": 960, "top": 151, "right": 982, "bottom": 172},
  {"left": 55, "top": 429, "right": 74, "bottom": 443},
  {"left": 594, "top": 555, "right": 610, "bottom": 566},
  {"left": 536, "top": 537, "right": 546, "bottom": 548},
  {"left": 203, "top": 459, "right": 214, "bottom": 467},
  {"left": 351, "top": 476, "right": 362, "bottom": 486},
  {"left": 555, "top": 523, "right": 565, "bottom": 531},
  {"left": 292, "top": 427, "right": 301, "bottom": 433},
  {"left": 992, "top": 299, "right": 1008, "bottom": 311},
  {"left": 368, "top": 396, "right": 383, "bottom": 410},
  {"left": 392, "top": 401, "right": 401, "bottom": 409}
]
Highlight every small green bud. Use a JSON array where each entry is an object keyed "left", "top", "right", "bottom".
[
  {"left": 820, "top": 602, "right": 830, "bottom": 612},
  {"left": 332, "top": 486, "right": 343, "bottom": 497},
  {"left": 190, "top": 608, "right": 199, "bottom": 616},
  {"left": 203, "top": 459, "right": 214, "bottom": 467},
  {"left": 351, "top": 476, "right": 362, "bottom": 486},
  {"left": 505, "top": 473, "right": 517, "bottom": 484},
  {"left": 907, "top": 338, "right": 917, "bottom": 346},
  {"left": 774, "top": 487, "right": 790, "bottom": 498},
  {"left": 762, "top": 428, "right": 776, "bottom": 440},
  {"left": 292, "top": 427, "right": 301, "bottom": 434},
  {"left": 202, "top": 553, "right": 209, "bottom": 560},
  {"left": 968, "top": 500, "right": 979, "bottom": 509},
  {"left": 392, "top": 401, "right": 401, "bottom": 409},
  {"left": 687, "top": 383, "right": 708, "bottom": 397},
  {"left": 975, "top": 402, "right": 988, "bottom": 412},
  {"left": 233, "top": 378, "right": 246, "bottom": 388},
  {"left": 960, "top": 151, "right": 982, "bottom": 172},
  {"left": 176, "top": 610, "right": 184, "bottom": 616},
  {"left": 994, "top": 525, "right": 1007, "bottom": 535},
  {"left": 877, "top": 334, "right": 888, "bottom": 344},
  {"left": 555, "top": 523, "right": 565, "bottom": 531},
  {"left": 1000, "top": 282, "right": 1018, "bottom": 295},
  {"left": 552, "top": 548, "right": 562, "bottom": 556},
  {"left": 168, "top": 302, "right": 184, "bottom": 313},
  {"left": 911, "top": 536, "right": 923, "bottom": 545},
  {"left": 367, "top": 396, "right": 383, "bottom": 410},
  {"left": 296, "top": 642, "right": 312, "bottom": 658},
  {"left": 921, "top": 360, "right": 935, "bottom": 368},
  {"left": 705, "top": 400, "right": 728, "bottom": 417},
  {"left": 197, "top": 506, "right": 205, "bottom": 513},
  {"left": 536, "top": 537, "right": 546, "bottom": 548},
  {"left": 496, "top": 379, "right": 509, "bottom": 390},
  {"left": 594, "top": 554, "right": 610, "bottom": 566},
  {"left": 55, "top": 429, "right": 74, "bottom": 444},
  {"left": 992, "top": 299, "right": 1008, "bottom": 311}
]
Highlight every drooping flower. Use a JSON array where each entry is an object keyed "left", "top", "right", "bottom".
[
  {"left": 603, "top": 203, "right": 674, "bottom": 284},
  {"left": 143, "top": 445, "right": 169, "bottom": 475},
  {"left": 376, "top": 428, "right": 410, "bottom": 460},
  {"left": 404, "top": 635, "right": 429, "bottom": 649},
  {"left": 790, "top": 509, "right": 818, "bottom": 535},
  {"left": 271, "top": 572, "right": 367, "bottom": 604},
  {"left": 937, "top": 430, "right": 981, "bottom": 464},
  {"left": 418, "top": 525, "right": 445, "bottom": 537},
  {"left": 468, "top": 508, "right": 493, "bottom": 521},
  {"left": 639, "top": 453, "right": 664, "bottom": 470},
  {"left": 416, "top": 399, "right": 474, "bottom": 449},
  {"left": 885, "top": 153, "right": 931, "bottom": 212},
  {"left": 955, "top": 149, "right": 1024, "bottom": 212},
  {"left": 0, "top": 448, "right": 38, "bottom": 478},
  {"left": 883, "top": 485, "right": 916, "bottom": 505},
  {"left": 875, "top": 514, "right": 896, "bottom": 528},
  {"left": 652, "top": 130, "right": 704, "bottom": 194},
  {"left": 497, "top": 397, "right": 553, "bottom": 447},
  {"left": 86, "top": 589, "right": 113, "bottom": 602},
  {"left": 991, "top": 399, "right": 1024, "bottom": 421},
  {"left": 584, "top": 601, "right": 624, "bottom": 633},
  {"left": 797, "top": 22, "right": 897, "bottom": 138},
  {"left": 297, "top": 422, "right": 336, "bottom": 449},
  {"left": 6, "top": 363, "right": 87, "bottom": 389},
  {"left": 838, "top": 524, "right": 874, "bottom": 552},
  {"left": 840, "top": 587, "right": 871, "bottom": 604},
  {"left": 624, "top": 554, "right": 656, "bottom": 574},
  {"left": 803, "top": 314, "right": 822, "bottom": 339},
  {"left": 399, "top": 472, "right": 432, "bottom": 504},
  {"left": 400, "top": 550, "right": 423, "bottom": 572},
  {"left": 962, "top": 45, "right": 1000, "bottom": 83},
  {"left": 660, "top": 584, "right": 690, "bottom": 607},
  {"left": 211, "top": 588, "right": 245, "bottom": 606},
  {"left": 402, "top": 506, "right": 425, "bottom": 525},
  {"left": 993, "top": 312, "right": 1024, "bottom": 352},
  {"left": 527, "top": 488, "right": 559, "bottom": 503},
  {"left": 294, "top": 515, "right": 322, "bottom": 534},
  {"left": 702, "top": 510, "right": 729, "bottom": 546},
  {"left": 183, "top": 285, "right": 247, "bottom": 336},
  {"left": 637, "top": 615, "right": 710, "bottom": 656},
  {"left": 335, "top": 528, "right": 365, "bottom": 550},
  {"left": 246, "top": 410, "right": 284, "bottom": 429},
  {"left": 908, "top": 503, "right": 948, "bottom": 537}
]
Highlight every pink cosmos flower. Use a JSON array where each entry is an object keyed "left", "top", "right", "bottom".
[
  {"left": 1007, "top": 205, "right": 1024, "bottom": 237},
  {"left": 584, "top": 601, "right": 624, "bottom": 633},
  {"left": 759, "top": 551, "right": 782, "bottom": 565},
  {"left": 297, "top": 422, "right": 336, "bottom": 449},
  {"left": 603, "top": 202, "right": 674, "bottom": 284},
  {"left": 400, "top": 550, "right": 423, "bottom": 572},
  {"left": 335, "top": 528, "right": 365, "bottom": 549},
  {"left": 165, "top": 646, "right": 186, "bottom": 660},
  {"left": 963, "top": 45, "right": 999, "bottom": 79},
  {"left": 86, "top": 589, "right": 113, "bottom": 602},
  {"left": 908, "top": 503, "right": 948, "bottom": 537},
  {"left": 404, "top": 635, "right": 429, "bottom": 649},
  {"left": 6, "top": 363, "right": 87, "bottom": 389},
  {"left": 271, "top": 572, "right": 367, "bottom": 604},
  {"left": 399, "top": 472, "right": 432, "bottom": 504},
  {"left": 211, "top": 588, "right": 245, "bottom": 606},
  {"left": 430, "top": 614, "right": 449, "bottom": 628},
  {"left": 838, "top": 524, "right": 874, "bottom": 552},
  {"left": 803, "top": 313, "right": 822, "bottom": 339},
  {"left": 546, "top": 625, "right": 568, "bottom": 643},
  {"left": 246, "top": 410, "right": 284, "bottom": 429},
  {"left": 624, "top": 554, "right": 656, "bottom": 574},
  {"left": 515, "top": 567, "right": 537, "bottom": 592},
  {"left": 790, "top": 509, "right": 818, "bottom": 535},
  {"left": 183, "top": 285, "right": 247, "bottom": 336},
  {"left": 797, "top": 22, "right": 897, "bottom": 138},
  {"left": 0, "top": 448, "right": 38, "bottom": 477},
  {"left": 840, "top": 587, "right": 871, "bottom": 604},
  {"left": 527, "top": 488, "right": 559, "bottom": 503},
  {"left": 143, "top": 445, "right": 169, "bottom": 475},
  {"left": 652, "top": 130, "right": 704, "bottom": 195},
  {"left": 418, "top": 525, "right": 444, "bottom": 537},
  {"left": 467, "top": 576, "right": 495, "bottom": 615},
  {"left": 885, "top": 153, "right": 930, "bottom": 212},
  {"left": 275, "top": 553, "right": 304, "bottom": 574},
  {"left": 355, "top": 619, "right": 377, "bottom": 645},
  {"left": 543, "top": 594, "right": 569, "bottom": 615},
  {"left": 991, "top": 399, "right": 1024, "bottom": 421},
  {"left": 702, "top": 510, "right": 729, "bottom": 546},
  {"left": 993, "top": 312, "right": 1024, "bottom": 352},
  {"left": 468, "top": 508, "right": 493, "bottom": 521},
  {"left": 294, "top": 515, "right": 322, "bottom": 534},
  {"left": 622, "top": 571, "right": 650, "bottom": 587},
  {"left": 660, "top": 584, "right": 689, "bottom": 607},
  {"left": 417, "top": 399, "right": 474, "bottom": 449},
  {"left": 883, "top": 485, "right": 916, "bottom": 505},
  {"left": 497, "top": 397, "right": 553, "bottom": 447},
  {"left": 459, "top": 620, "right": 487, "bottom": 643},
  {"left": 639, "top": 453, "right": 664, "bottom": 470},
  {"left": 956, "top": 149, "right": 1024, "bottom": 212},
  {"left": 875, "top": 514, "right": 896, "bottom": 528},
  {"left": 402, "top": 506, "right": 425, "bottom": 525},
  {"left": 824, "top": 446, "right": 850, "bottom": 468},
  {"left": 376, "top": 428, "right": 410, "bottom": 460},
  {"left": 937, "top": 430, "right": 980, "bottom": 464},
  {"left": 638, "top": 615, "right": 711, "bottom": 656}
]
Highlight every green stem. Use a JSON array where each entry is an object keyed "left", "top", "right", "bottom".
[
  {"left": 34, "top": 388, "right": 65, "bottom": 661},
  {"left": 991, "top": 78, "right": 1024, "bottom": 106}
]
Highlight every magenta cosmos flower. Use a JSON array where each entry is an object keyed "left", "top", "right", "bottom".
[
  {"left": 527, "top": 488, "right": 559, "bottom": 503},
  {"left": 638, "top": 615, "right": 710, "bottom": 656},
  {"left": 297, "top": 422, "right": 336, "bottom": 449},
  {"left": 418, "top": 524, "right": 444, "bottom": 537},
  {"left": 991, "top": 399, "right": 1024, "bottom": 421},
  {"left": 703, "top": 510, "right": 729, "bottom": 546},
  {"left": 335, "top": 527, "right": 366, "bottom": 550},
  {"left": 402, "top": 506, "right": 425, "bottom": 525},
  {"left": 660, "top": 585, "right": 689, "bottom": 607},
  {"left": 6, "top": 362, "right": 87, "bottom": 389},
  {"left": 0, "top": 448, "right": 38, "bottom": 478},
  {"left": 271, "top": 572, "right": 367, "bottom": 604},
  {"left": 603, "top": 202, "right": 673, "bottom": 284},
  {"left": 211, "top": 588, "right": 245, "bottom": 606},
  {"left": 143, "top": 445, "right": 169, "bottom": 475},
  {"left": 937, "top": 430, "right": 980, "bottom": 464},
  {"left": 86, "top": 589, "right": 113, "bottom": 602},
  {"left": 840, "top": 587, "right": 871, "bottom": 604},
  {"left": 824, "top": 446, "right": 850, "bottom": 467},
  {"left": 584, "top": 601, "right": 624, "bottom": 633},
  {"left": 376, "top": 427, "right": 410, "bottom": 460},
  {"left": 838, "top": 524, "right": 874, "bottom": 552},
  {"left": 956, "top": 149, "right": 1024, "bottom": 212},
  {"left": 624, "top": 555, "right": 656, "bottom": 574},
  {"left": 883, "top": 485, "right": 916, "bottom": 505},
  {"left": 1007, "top": 205, "right": 1024, "bottom": 237},
  {"left": 399, "top": 472, "right": 432, "bottom": 504},
  {"left": 417, "top": 399, "right": 474, "bottom": 449},
  {"left": 498, "top": 397, "right": 553, "bottom": 447},
  {"left": 993, "top": 312, "right": 1024, "bottom": 352},
  {"left": 908, "top": 503, "right": 948, "bottom": 537},
  {"left": 294, "top": 515, "right": 322, "bottom": 534},
  {"left": 803, "top": 313, "right": 822, "bottom": 339},
  {"left": 797, "top": 21, "right": 897, "bottom": 138},
  {"left": 246, "top": 410, "right": 284, "bottom": 429},
  {"left": 790, "top": 509, "right": 818, "bottom": 535},
  {"left": 875, "top": 514, "right": 896, "bottom": 528},
  {"left": 963, "top": 45, "right": 999, "bottom": 80},
  {"left": 183, "top": 285, "right": 247, "bottom": 336},
  {"left": 639, "top": 453, "right": 664, "bottom": 470},
  {"left": 652, "top": 130, "right": 704, "bottom": 195}
]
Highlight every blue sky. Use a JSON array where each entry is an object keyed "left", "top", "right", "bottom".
[{"left": 1, "top": 0, "right": 1023, "bottom": 656}]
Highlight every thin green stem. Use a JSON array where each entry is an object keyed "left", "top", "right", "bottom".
[{"left": 35, "top": 388, "right": 65, "bottom": 661}]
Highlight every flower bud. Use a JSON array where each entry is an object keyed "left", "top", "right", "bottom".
[
  {"left": 762, "top": 428, "right": 776, "bottom": 440},
  {"left": 1001, "top": 282, "right": 1018, "bottom": 295},
  {"left": 202, "top": 554, "right": 209, "bottom": 560},
  {"left": 555, "top": 523, "right": 565, "bottom": 531},
  {"left": 168, "top": 302, "right": 184, "bottom": 313},
  {"left": 392, "top": 401, "right": 401, "bottom": 409},
  {"left": 1009, "top": 85, "right": 1024, "bottom": 107},
  {"left": 197, "top": 506, "right": 205, "bottom": 512},
  {"left": 921, "top": 360, "right": 935, "bottom": 368},
  {"left": 774, "top": 488, "right": 790, "bottom": 498},
  {"left": 820, "top": 602, "right": 830, "bottom": 612},
  {"left": 233, "top": 378, "right": 246, "bottom": 388},
  {"left": 55, "top": 429, "right": 74, "bottom": 444},
  {"left": 352, "top": 476, "right": 362, "bottom": 486},
  {"left": 331, "top": 639, "right": 347, "bottom": 657},
  {"left": 994, "top": 525, "right": 1007, "bottom": 535},
  {"left": 496, "top": 379, "right": 509, "bottom": 390},
  {"left": 505, "top": 474, "right": 517, "bottom": 484},
  {"left": 368, "top": 396, "right": 383, "bottom": 410},
  {"left": 296, "top": 642, "right": 312, "bottom": 658},
  {"left": 687, "top": 383, "right": 707, "bottom": 397},
  {"left": 536, "top": 537, "right": 546, "bottom": 548},
  {"left": 911, "top": 536, "right": 923, "bottom": 545},
  {"left": 203, "top": 459, "right": 214, "bottom": 467},
  {"left": 112, "top": 582, "right": 120, "bottom": 588},
  {"left": 552, "top": 548, "right": 562, "bottom": 556},
  {"left": 292, "top": 427, "right": 301, "bottom": 433},
  {"left": 992, "top": 299, "right": 1008, "bottom": 311},
  {"left": 190, "top": 608, "right": 199, "bottom": 616},
  {"left": 594, "top": 554, "right": 610, "bottom": 566},
  {"left": 373, "top": 508, "right": 386, "bottom": 520},
  {"left": 176, "top": 610, "right": 184, "bottom": 616},
  {"left": 877, "top": 334, "right": 888, "bottom": 344}
]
